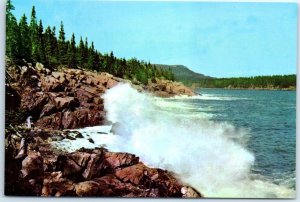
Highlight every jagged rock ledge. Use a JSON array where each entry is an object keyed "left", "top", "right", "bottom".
[
  {"left": 6, "top": 60, "right": 195, "bottom": 130},
  {"left": 5, "top": 126, "right": 202, "bottom": 197}
]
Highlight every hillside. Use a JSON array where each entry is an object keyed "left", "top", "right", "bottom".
[{"left": 154, "top": 64, "right": 212, "bottom": 86}]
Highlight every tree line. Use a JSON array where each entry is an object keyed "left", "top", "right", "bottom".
[
  {"left": 6, "top": 0, "right": 175, "bottom": 85},
  {"left": 197, "top": 75, "right": 296, "bottom": 89}
]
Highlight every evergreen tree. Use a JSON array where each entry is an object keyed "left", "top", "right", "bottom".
[
  {"left": 87, "top": 42, "right": 97, "bottom": 69},
  {"left": 6, "top": 0, "right": 20, "bottom": 62},
  {"left": 77, "top": 36, "right": 85, "bottom": 67},
  {"left": 82, "top": 37, "right": 89, "bottom": 68},
  {"left": 6, "top": 0, "right": 14, "bottom": 27},
  {"left": 29, "top": 6, "right": 39, "bottom": 63},
  {"left": 58, "top": 21, "right": 67, "bottom": 64},
  {"left": 18, "top": 14, "right": 31, "bottom": 62},
  {"left": 44, "top": 26, "right": 51, "bottom": 64},
  {"left": 6, "top": 16, "right": 20, "bottom": 62},
  {"left": 6, "top": 0, "right": 15, "bottom": 37},
  {"left": 51, "top": 26, "right": 58, "bottom": 65},
  {"left": 67, "top": 33, "right": 77, "bottom": 68},
  {"left": 37, "top": 20, "right": 46, "bottom": 64},
  {"left": 44, "top": 25, "right": 56, "bottom": 67}
]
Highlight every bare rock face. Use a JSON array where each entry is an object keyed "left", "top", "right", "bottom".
[
  {"left": 5, "top": 127, "right": 203, "bottom": 197},
  {"left": 147, "top": 79, "right": 195, "bottom": 97},
  {"left": 53, "top": 96, "right": 79, "bottom": 110},
  {"left": 42, "top": 172, "right": 75, "bottom": 196},
  {"left": 75, "top": 181, "right": 100, "bottom": 196},
  {"left": 7, "top": 61, "right": 196, "bottom": 129},
  {"left": 9, "top": 66, "right": 114, "bottom": 129}
]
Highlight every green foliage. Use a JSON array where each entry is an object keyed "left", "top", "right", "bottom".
[
  {"left": 6, "top": 15, "right": 20, "bottom": 62},
  {"left": 58, "top": 21, "right": 67, "bottom": 64},
  {"left": 67, "top": 33, "right": 77, "bottom": 68},
  {"left": 18, "top": 14, "right": 31, "bottom": 62},
  {"left": 198, "top": 75, "right": 296, "bottom": 89},
  {"left": 6, "top": 1, "right": 175, "bottom": 84},
  {"left": 30, "top": 6, "right": 39, "bottom": 63},
  {"left": 6, "top": 0, "right": 20, "bottom": 62}
]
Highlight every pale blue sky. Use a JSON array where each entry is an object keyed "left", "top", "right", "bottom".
[{"left": 12, "top": 1, "right": 298, "bottom": 77}]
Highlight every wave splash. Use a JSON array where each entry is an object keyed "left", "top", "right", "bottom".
[{"left": 102, "top": 83, "right": 295, "bottom": 198}]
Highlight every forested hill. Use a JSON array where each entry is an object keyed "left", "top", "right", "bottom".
[
  {"left": 154, "top": 64, "right": 212, "bottom": 86},
  {"left": 155, "top": 64, "right": 296, "bottom": 90},
  {"left": 196, "top": 75, "right": 296, "bottom": 90},
  {"left": 6, "top": 0, "right": 174, "bottom": 85}
]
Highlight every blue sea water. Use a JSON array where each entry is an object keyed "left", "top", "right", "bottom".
[{"left": 185, "top": 89, "right": 296, "bottom": 189}]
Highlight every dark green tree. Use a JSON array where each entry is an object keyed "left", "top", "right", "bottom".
[
  {"left": 58, "top": 21, "right": 67, "bottom": 64},
  {"left": 44, "top": 25, "right": 59, "bottom": 67},
  {"left": 36, "top": 20, "right": 46, "bottom": 64},
  {"left": 29, "top": 6, "right": 39, "bottom": 62},
  {"left": 18, "top": 14, "right": 31, "bottom": 62},
  {"left": 6, "top": 0, "right": 20, "bottom": 62},
  {"left": 67, "top": 33, "right": 77, "bottom": 68},
  {"left": 77, "top": 36, "right": 85, "bottom": 67},
  {"left": 87, "top": 42, "right": 99, "bottom": 70}
]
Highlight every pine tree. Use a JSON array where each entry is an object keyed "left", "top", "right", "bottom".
[
  {"left": 6, "top": 0, "right": 14, "bottom": 35},
  {"left": 87, "top": 42, "right": 95, "bottom": 69},
  {"left": 6, "top": 0, "right": 20, "bottom": 62},
  {"left": 44, "top": 26, "right": 53, "bottom": 66},
  {"left": 58, "top": 21, "right": 67, "bottom": 64},
  {"left": 30, "top": 6, "right": 39, "bottom": 63},
  {"left": 51, "top": 26, "right": 58, "bottom": 65},
  {"left": 6, "top": 16, "right": 20, "bottom": 62},
  {"left": 67, "top": 33, "right": 77, "bottom": 68},
  {"left": 18, "top": 14, "right": 31, "bottom": 62},
  {"left": 77, "top": 36, "right": 85, "bottom": 67},
  {"left": 37, "top": 20, "right": 46, "bottom": 64},
  {"left": 6, "top": 0, "right": 14, "bottom": 24}
]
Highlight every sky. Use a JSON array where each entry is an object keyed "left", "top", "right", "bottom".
[{"left": 12, "top": 0, "right": 298, "bottom": 78}]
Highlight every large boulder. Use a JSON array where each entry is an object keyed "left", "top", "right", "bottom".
[
  {"left": 21, "top": 91, "right": 49, "bottom": 120},
  {"left": 53, "top": 96, "right": 79, "bottom": 110},
  {"left": 41, "top": 75, "right": 64, "bottom": 92},
  {"left": 37, "top": 109, "right": 106, "bottom": 130},
  {"left": 147, "top": 79, "right": 195, "bottom": 97}
]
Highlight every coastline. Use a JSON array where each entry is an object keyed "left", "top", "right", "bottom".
[
  {"left": 5, "top": 61, "right": 200, "bottom": 197},
  {"left": 195, "top": 87, "right": 296, "bottom": 91}
]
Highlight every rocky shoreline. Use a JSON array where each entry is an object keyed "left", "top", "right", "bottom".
[{"left": 5, "top": 60, "right": 201, "bottom": 197}]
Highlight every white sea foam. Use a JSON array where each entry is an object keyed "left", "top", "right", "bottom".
[
  {"left": 101, "top": 83, "right": 295, "bottom": 198},
  {"left": 171, "top": 94, "right": 249, "bottom": 101},
  {"left": 53, "top": 83, "right": 295, "bottom": 198}
]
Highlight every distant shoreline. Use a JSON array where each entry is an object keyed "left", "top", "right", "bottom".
[{"left": 195, "top": 87, "right": 296, "bottom": 91}]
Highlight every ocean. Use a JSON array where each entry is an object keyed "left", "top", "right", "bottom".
[
  {"left": 53, "top": 84, "right": 296, "bottom": 198},
  {"left": 194, "top": 88, "right": 296, "bottom": 190}
]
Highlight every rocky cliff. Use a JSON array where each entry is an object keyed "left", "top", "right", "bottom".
[
  {"left": 5, "top": 60, "right": 200, "bottom": 197},
  {"left": 6, "top": 60, "right": 195, "bottom": 129}
]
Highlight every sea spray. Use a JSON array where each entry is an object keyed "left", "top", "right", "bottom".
[
  {"left": 102, "top": 83, "right": 297, "bottom": 198},
  {"left": 51, "top": 83, "right": 295, "bottom": 197}
]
